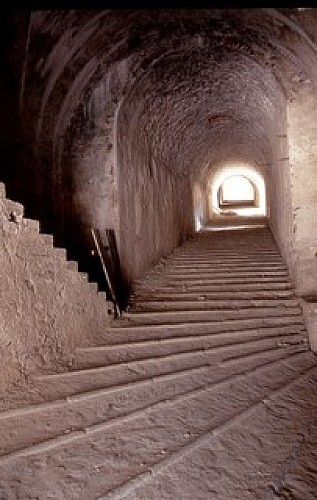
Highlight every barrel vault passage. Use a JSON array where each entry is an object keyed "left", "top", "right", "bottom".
[{"left": 0, "top": 8, "right": 317, "bottom": 499}]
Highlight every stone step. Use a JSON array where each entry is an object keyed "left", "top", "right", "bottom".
[
  {"left": 52, "top": 247, "right": 68, "bottom": 260},
  {"left": 128, "top": 298, "right": 300, "bottom": 313},
  {"left": 174, "top": 243, "right": 278, "bottom": 248},
  {"left": 183, "top": 244, "right": 276, "bottom": 248},
  {"left": 172, "top": 246, "right": 281, "bottom": 252},
  {"left": 167, "top": 257, "right": 285, "bottom": 265},
  {"left": 159, "top": 266, "right": 286, "bottom": 276},
  {"left": 164, "top": 263, "right": 287, "bottom": 271},
  {"left": 98, "top": 291, "right": 108, "bottom": 302},
  {"left": 105, "top": 317, "right": 306, "bottom": 344},
  {"left": 74, "top": 330, "right": 308, "bottom": 369},
  {"left": 18, "top": 224, "right": 64, "bottom": 259},
  {"left": 130, "top": 289, "right": 294, "bottom": 302},
  {"left": 15, "top": 219, "right": 100, "bottom": 301},
  {"left": 0, "top": 216, "right": 312, "bottom": 499},
  {"left": 22, "top": 218, "right": 40, "bottom": 233},
  {"left": 0, "top": 365, "right": 212, "bottom": 457},
  {"left": 171, "top": 248, "right": 281, "bottom": 254},
  {"left": 120, "top": 306, "right": 302, "bottom": 326},
  {"left": 0, "top": 349, "right": 314, "bottom": 486},
  {"left": 140, "top": 277, "right": 292, "bottom": 288},
  {"left": 66, "top": 260, "right": 78, "bottom": 272},
  {"left": 41, "top": 233, "right": 54, "bottom": 246},
  {"left": 157, "top": 270, "right": 289, "bottom": 280},
  {"left": 171, "top": 252, "right": 282, "bottom": 259},
  {"left": 94, "top": 362, "right": 317, "bottom": 500},
  {"left": 165, "top": 250, "right": 282, "bottom": 263},
  {"left": 133, "top": 282, "right": 293, "bottom": 294},
  {"left": 14, "top": 233, "right": 67, "bottom": 276},
  {"left": 174, "top": 242, "right": 277, "bottom": 247},
  {"left": 79, "top": 271, "right": 90, "bottom": 282},
  {"left": 10, "top": 224, "right": 104, "bottom": 311},
  {"left": 2, "top": 197, "right": 24, "bottom": 220},
  {"left": 19, "top": 238, "right": 103, "bottom": 312},
  {"left": 88, "top": 281, "right": 99, "bottom": 293},
  {"left": 31, "top": 341, "right": 308, "bottom": 402},
  {"left": 168, "top": 249, "right": 282, "bottom": 262}
]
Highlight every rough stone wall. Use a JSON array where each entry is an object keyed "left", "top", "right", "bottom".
[
  {"left": 267, "top": 98, "right": 294, "bottom": 269},
  {"left": 287, "top": 85, "right": 317, "bottom": 296},
  {"left": 193, "top": 180, "right": 207, "bottom": 230},
  {"left": 118, "top": 160, "right": 193, "bottom": 286},
  {"left": 0, "top": 184, "right": 110, "bottom": 392},
  {"left": 117, "top": 94, "right": 194, "bottom": 285},
  {"left": 59, "top": 70, "right": 130, "bottom": 264},
  {"left": 69, "top": 80, "right": 120, "bottom": 235},
  {"left": 286, "top": 85, "right": 317, "bottom": 350}
]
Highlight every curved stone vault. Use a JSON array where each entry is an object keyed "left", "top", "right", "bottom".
[
  {"left": 1, "top": 8, "right": 317, "bottom": 499},
  {"left": 2, "top": 8, "right": 312, "bottom": 284}
]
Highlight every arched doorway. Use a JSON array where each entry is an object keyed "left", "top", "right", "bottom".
[
  {"left": 218, "top": 175, "right": 256, "bottom": 209},
  {"left": 208, "top": 164, "right": 267, "bottom": 220}
]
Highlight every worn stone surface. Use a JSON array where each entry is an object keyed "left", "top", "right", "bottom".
[
  {"left": 0, "top": 183, "right": 110, "bottom": 394},
  {"left": 0, "top": 227, "right": 316, "bottom": 499}
]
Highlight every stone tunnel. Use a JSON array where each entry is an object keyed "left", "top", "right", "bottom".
[{"left": 0, "top": 8, "right": 317, "bottom": 499}]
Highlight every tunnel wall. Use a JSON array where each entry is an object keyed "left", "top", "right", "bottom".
[
  {"left": 59, "top": 74, "right": 125, "bottom": 263},
  {"left": 117, "top": 99, "right": 194, "bottom": 285},
  {"left": 193, "top": 179, "right": 208, "bottom": 230},
  {"left": 287, "top": 85, "right": 317, "bottom": 296},
  {"left": 0, "top": 10, "right": 316, "bottom": 298},
  {"left": 1, "top": 10, "right": 311, "bottom": 290},
  {"left": 286, "top": 85, "right": 317, "bottom": 350},
  {"left": 268, "top": 100, "right": 294, "bottom": 270}
]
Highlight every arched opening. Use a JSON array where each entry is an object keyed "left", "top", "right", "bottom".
[
  {"left": 218, "top": 175, "right": 256, "bottom": 208},
  {"left": 208, "top": 164, "right": 267, "bottom": 221}
]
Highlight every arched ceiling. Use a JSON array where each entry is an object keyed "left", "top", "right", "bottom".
[
  {"left": 118, "top": 48, "right": 284, "bottom": 179},
  {"left": 24, "top": 9, "right": 317, "bottom": 182}
]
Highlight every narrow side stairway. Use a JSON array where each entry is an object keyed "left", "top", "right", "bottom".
[{"left": 0, "top": 226, "right": 316, "bottom": 500}]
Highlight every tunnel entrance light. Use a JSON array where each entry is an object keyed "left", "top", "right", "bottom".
[
  {"left": 219, "top": 175, "right": 255, "bottom": 208},
  {"left": 209, "top": 164, "right": 267, "bottom": 218}
]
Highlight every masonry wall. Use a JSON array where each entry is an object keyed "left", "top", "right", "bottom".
[
  {"left": 0, "top": 184, "right": 110, "bottom": 393},
  {"left": 116, "top": 98, "right": 194, "bottom": 286},
  {"left": 57, "top": 73, "right": 127, "bottom": 270},
  {"left": 193, "top": 180, "right": 208, "bottom": 230},
  {"left": 286, "top": 85, "right": 317, "bottom": 350},
  {"left": 268, "top": 101, "right": 294, "bottom": 271},
  {"left": 116, "top": 147, "right": 194, "bottom": 287},
  {"left": 286, "top": 86, "right": 317, "bottom": 296}
]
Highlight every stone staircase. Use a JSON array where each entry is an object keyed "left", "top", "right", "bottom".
[
  {"left": 0, "top": 225, "right": 317, "bottom": 499},
  {"left": 0, "top": 181, "right": 111, "bottom": 396}
]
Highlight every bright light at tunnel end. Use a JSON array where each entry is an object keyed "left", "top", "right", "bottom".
[{"left": 210, "top": 163, "right": 267, "bottom": 218}]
